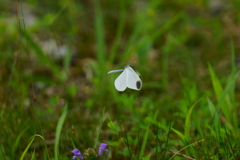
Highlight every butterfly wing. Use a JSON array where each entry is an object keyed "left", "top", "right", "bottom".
[
  {"left": 126, "top": 67, "right": 142, "bottom": 90},
  {"left": 114, "top": 70, "right": 127, "bottom": 91}
]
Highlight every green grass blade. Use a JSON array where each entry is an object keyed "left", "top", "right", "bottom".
[
  {"left": 207, "top": 98, "right": 220, "bottom": 139},
  {"left": 94, "top": 107, "right": 105, "bottom": 148},
  {"left": 137, "top": 126, "right": 140, "bottom": 160},
  {"left": 223, "top": 125, "right": 236, "bottom": 159},
  {"left": 71, "top": 138, "right": 76, "bottom": 149},
  {"left": 19, "top": 134, "right": 44, "bottom": 160},
  {"left": 229, "top": 40, "right": 238, "bottom": 127},
  {"left": 215, "top": 70, "right": 240, "bottom": 130},
  {"left": 54, "top": 104, "right": 68, "bottom": 160},
  {"left": 20, "top": 136, "right": 35, "bottom": 160},
  {"left": 162, "top": 116, "right": 173, "bottom": 159},
  {"left": 155, "top": 123, "right": 158, "bottom": 160},
  {"left": 139, "top": 111, "right": 158, "bottom": 158},
  {"left": 171, "top": 128, "right": 185, "bottom": 141},
  {"left": 108, "top": 1, "right": 126, "bottom": 64},
  {"left": 208, "top": 64, "right": 231, "bottom": 123},
  {"left": 12, "top": 127, "right": 29, "bottom": 159},
  {"left": 30, "top": 150, "right": 35, "bottom": 160},
  {"left": 123, "top": 127, "right": 132, "bottom": 158},
  {"left": 45, "top": 2, "right": 68, "bottom": 26},
  {"left": 94, "top": 0, "right": 106, "bottom": 76},
  {"left": 142, "top": 153, "right": 151, "bottom": 160},
  {"left": 139, "top": 121, "right": 150, "bottom": 158},
  {"left": 184, "top": 96, "right": 204, "bottom": 140},
  {"left": 208, "top": 63, "right": 224, "bottom": 101},
  {"left": 161, "top": 35, "right": 172, "bottom": 88}
]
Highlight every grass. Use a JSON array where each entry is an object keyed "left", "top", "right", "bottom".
[{"left": 1, "top": 0, "right": 240, "bottom": 159}]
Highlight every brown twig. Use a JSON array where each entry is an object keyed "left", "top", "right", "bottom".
[{"left": 169, "top": 150, "right": 196, "bottom": 160}]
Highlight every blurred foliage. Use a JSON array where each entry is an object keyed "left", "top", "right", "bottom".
[{"left": 0, "top": 0, "right": 240, "bottom": 159}]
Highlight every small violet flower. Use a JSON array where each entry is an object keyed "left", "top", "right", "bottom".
[
  {"left": 72, "top": 149, "right": 84, "bottom": 160},
  {"left": 98, "top": 143, "right": 109, "bottom": 156},
  {"left": 72, "top": 143, "right": 109, "bottom": 160}
]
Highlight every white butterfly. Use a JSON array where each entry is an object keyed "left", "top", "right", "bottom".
[{"left": 108, "top": 65, "right": 142, "bottom": 91}]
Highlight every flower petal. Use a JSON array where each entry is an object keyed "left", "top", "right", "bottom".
[
  {"left": 99, "top": 143, "right": 108, "bottom": 149},
  {"left": 98, "top": 143, "right": 109, "bottom": 156},
  {"left": 71, "top": 149, "right": 84, "bottom": 160}
]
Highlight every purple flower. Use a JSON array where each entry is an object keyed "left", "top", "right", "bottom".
[
  {"left": 98, "top": 143, "right": 109, "bottom": 156},
  {"left": 72, "top": 149, "right": 84, "bottom": 160},
  {"left": 72, "top": 143, "right": 109, "bottom": 159}
]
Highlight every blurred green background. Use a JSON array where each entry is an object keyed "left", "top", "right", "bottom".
[{"left": 0, "top": 0, "right": 240, "bottom": 159}]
